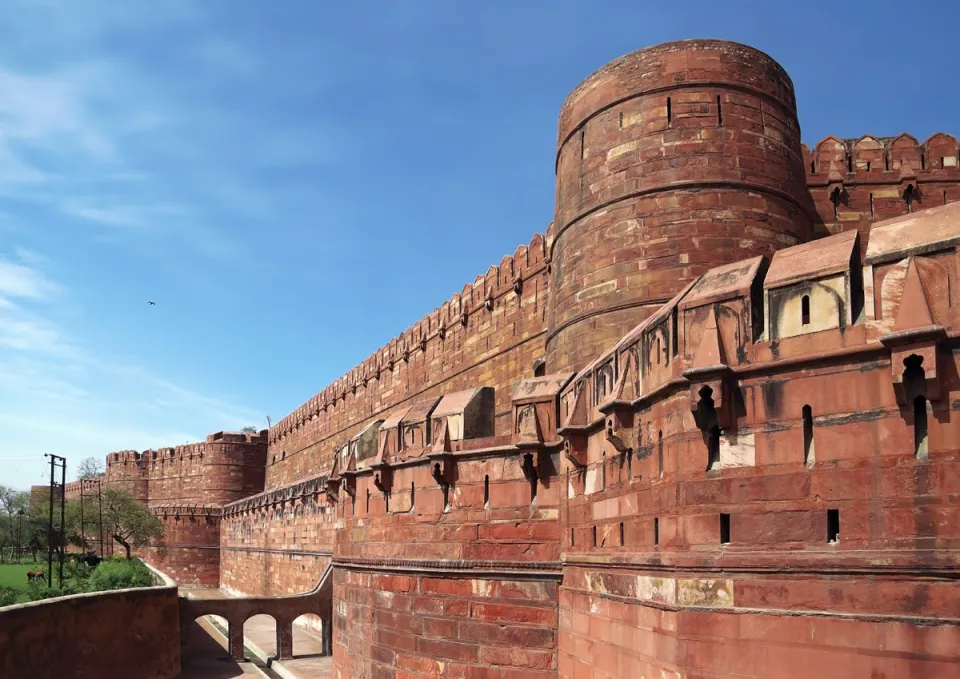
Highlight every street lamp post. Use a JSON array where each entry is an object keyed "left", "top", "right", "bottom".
[{"left": 16, "top": 509, "right": 24, "bottom": 564}]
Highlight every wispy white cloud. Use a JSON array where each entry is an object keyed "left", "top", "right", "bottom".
[
  {"left": 60, "top": 201, "right": 189, "bottom": 230},
  {"left": 0, "top": 247, "right": 264, "bottom": 487},
  {"left": 0, "top": 254, "right": 60, "bottom": 300}
]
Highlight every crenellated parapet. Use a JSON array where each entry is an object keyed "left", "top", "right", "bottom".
[
  {"left": 803, "top": 133, "right": 960, "bottom": 249},
  {"left": 151, "top": 503, "right": 222, "bottom": 519},
  {"left": 267, "top": 229, "right": 551, "bottom": 448},
  {"left": 222, "top": 473, "right": 329, "bottom": 517}
]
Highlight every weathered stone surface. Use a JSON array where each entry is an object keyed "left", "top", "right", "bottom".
[{"left": 0, "top": 584, "right": 180, "bottom": 679}]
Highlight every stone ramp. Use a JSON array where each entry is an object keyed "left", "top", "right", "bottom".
[{"left": 179, "top": 563, "right": 334, "bottom": 664}]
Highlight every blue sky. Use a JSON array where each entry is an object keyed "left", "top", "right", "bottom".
[{"left": 1, "top": 0, "right": 956, "bottom": 489}]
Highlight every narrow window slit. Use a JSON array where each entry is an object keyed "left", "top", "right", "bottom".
[
  {"left": 366, "top": 488, "right": 370, "bottom": 514},
  {"left": 866, "top": 161, "right": 871, "bottom": 172},
  {"left": 716, "top": 95, "right": 722, "bottom": 126},
  {"left": 618, "top": 111, "right": 623, "bottom": 130},
  {"left": 658, "top": 431, "right": 664, "bottom": 479},
  {"left": 803, "top": 405, "right": 815, "bottom": 465},
  {"left": 827, "top": 509, "right": 840, "bottom": 543},
  {"left": 666, "top": 97, "right": 672, "bottom": 127},
  {"left": 672, "top": 309, "right": 679, "bottom": 356},
  {"left": 592, "top": 526, "right": 598, "bottom": 547},
  {"left": 801, "top": 295, "right": 811, "bottom": 325},
  {"left": 810, "top": 160, "right": 816, "bottom": 174},
  {"left": 884, "top": 151, "right": 890, "bottom": 171},
  {"left": 654, "top": 518, "right": 660, "bottom": 546},
  {"left": 846, "top": 154, "right": 853, "bottom": 173},
  {"left": 619, "top": 522, "right": 625, "bottom": 546},
  {"left": 579, "top": 128, "right": 585, "bottom": 160},
  {"left": 921, "top": 153, "right": 926, "bottom": 170},
  {"left": 385, "top": 492, "right": 390, "bottom": 514},
  {"left": 720, "top": 514, "right": 731, "bottom": 544},
  {"left": 411, "top": 482, "right": 415, "bottom": 510},
  {"left": 570, "top": 528, "right": 575, "bottom": 547},
  {"left": 914, "top": 396, "right": 929, "bottom": 459},
  {"left": 483, "top": 475, "right": 489, "bottom": 507}
]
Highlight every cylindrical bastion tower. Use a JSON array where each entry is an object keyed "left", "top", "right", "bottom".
[{"left": 547, "top": 39, "right": 815, "bottom": 372}]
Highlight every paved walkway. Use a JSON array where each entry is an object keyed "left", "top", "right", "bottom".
[
  {"left": 244, "top": 614, "right": 332, "bottom": 679},
  {"left": 179, "top": 617, "right": 266, "bottom": 679}
]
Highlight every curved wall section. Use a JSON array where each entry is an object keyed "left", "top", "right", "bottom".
[{"left": 548, "top": 39, "right": 814, "bottom": 373}]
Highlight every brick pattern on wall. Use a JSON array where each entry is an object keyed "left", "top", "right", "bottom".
[
  {"left": 548, "top": 39, "right": 815, "bottom": 374},
  {"left": 334, "top": 569, "right": 559, "bottom": 679}
]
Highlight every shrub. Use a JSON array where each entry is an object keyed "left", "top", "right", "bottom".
[
  {"left": 26, "top": 578, "right": 83, "bottom": 601},
  {"left": 0, "top": 587, "right": 18, "bottom": 607},
  {"left": 87, "top": 558, "right": 153, "bottom": 591}
]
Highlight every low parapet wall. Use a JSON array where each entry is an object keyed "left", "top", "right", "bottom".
[{"left": 0, "top": 565, "right": 181, "bottom": 679}]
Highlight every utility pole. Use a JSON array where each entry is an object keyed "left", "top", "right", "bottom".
[
  {"left": 97, "top": 479, "right": 105, "bottom": 558},
  {"left": 16, "top": 509, "right": 23, "bottom": 564},
  {"left": 79, "top": 481, "right": 85, "bottom": 554},
  {"left": 59, "top": 458, "right": 66, "bottom": 586},
  {"left": 44, "top": 454, "right": 67, "bottom": 588}
]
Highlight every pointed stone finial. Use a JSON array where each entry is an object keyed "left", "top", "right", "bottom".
[
  {"left": 431, "top": 418, "right": 452, "bottom": 454},
  {"left": 893, "top": 258, "right": 935, "bottom": 332},
  {"left": 692, "top": 306, "right": 726, "bottom": 370}
]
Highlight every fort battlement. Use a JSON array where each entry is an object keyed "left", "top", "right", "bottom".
[{"left": 92, "top": 39, "right": 960, "bottom": 678}]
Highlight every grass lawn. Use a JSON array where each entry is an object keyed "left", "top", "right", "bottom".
[{"left": 0, "top": 561, "right": 43, "bottom": 602}]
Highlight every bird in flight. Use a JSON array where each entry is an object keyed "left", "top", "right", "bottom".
[{"left": 148, "top": 301, "right": 156, "bottom": 306}]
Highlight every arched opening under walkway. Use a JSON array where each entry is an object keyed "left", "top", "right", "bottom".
[
  {"left": 243, "top": 613, "right": 280, "bottom": 661},
  {"left": 293, "top": 613, "right": 332, "bottom": 658}
]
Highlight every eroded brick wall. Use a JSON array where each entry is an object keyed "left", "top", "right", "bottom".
[
  {"left": 334, "top": 570, "right": 559, "bottom": 679},
  {"left": 559, "top": 585, "right": 959, "bottom": 678},
  {"left": 0, "top": 584, "right": 180, "bottom": 679},
  {"left": 141, "top": 511, "right": 222, "bottom": 586}
]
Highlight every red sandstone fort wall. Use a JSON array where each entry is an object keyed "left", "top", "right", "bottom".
[
  {"left": 804, "top": 132, "right": 960, "bottom": 251},
  {"left": 219, "top": 475, "right": 335, "bottom": 598},
  {"left": 89, "top": 38, "right": 960, "bottom": 679},
  {"left": 265, "top": 231, "right": 552, "bottom": 490},
  {"left": 101, "top": 432, "right": 268, "bottom": 586},
  {"left": 549, "top": 40, "right": 815, "bottom": 374}
]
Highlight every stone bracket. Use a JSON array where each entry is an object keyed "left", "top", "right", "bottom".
[
  {"left": 563, "top": 435, "right": 588, "bottom": 469},
  {"left": 603, "top": 409, "right": 634, "bottom": 455},
  {"left": 880, "top": 326, "right": 946, "bottom": 406},
  {"left": 339, "top": 470, "right": 357, "bottom": 500},
  {"left": 371, "top": 462, "right": 392, "bottom": 493},
  {"left": 682, "top": 365, "right": 736, "bottom": 431},
  {"left": 428, "top": 452, "right": 454, "bottom": 486}
]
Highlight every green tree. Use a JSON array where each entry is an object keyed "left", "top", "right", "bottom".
[
  {"left": 99, "top": 488, "right": 164, "bottom": 560},
  {"left": 76, "top": 457, "right": 104, "bottom": 480},
  {"left": 64, "top": 489, "right": 163, "bottom": 560},
  {"left": 240, "top": 425, "right": 258, "bottom": 434},
  {"left": 0, "top": 486, "right": 31, "bottom": 563}
]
